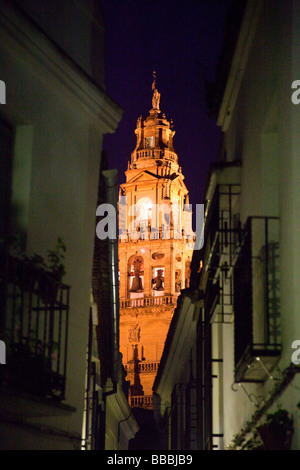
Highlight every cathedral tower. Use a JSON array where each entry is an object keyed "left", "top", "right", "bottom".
[{"left": 119, "top": 75, "right": 194, "bottom": 408}]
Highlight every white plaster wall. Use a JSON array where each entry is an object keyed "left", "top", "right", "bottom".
[
  {"left": 13, "top": 0, "right": 105, "bottom": 88},
  {"left": 220, "top": 0, "right": 300, "bottom": 449}
]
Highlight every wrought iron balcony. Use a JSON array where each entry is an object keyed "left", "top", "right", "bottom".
[
  {"left": 0, "top": 254, "right": 70, "bottom": 401},
  {"left": 234, "top": 217, "right": 281, "bottom": 382},
  {"left": 204, "top": 274, "right": 234, "bottom": 324},
  {"left": 203, "top": 184, "right": 241, "bottom": 271},
  {"left": 201, "top": 183, "right": 241, "bottom": 323}
]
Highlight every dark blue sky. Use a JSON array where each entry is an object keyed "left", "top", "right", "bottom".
[{"left": 100, "top": 0, "right": 233, "bottom": 208}]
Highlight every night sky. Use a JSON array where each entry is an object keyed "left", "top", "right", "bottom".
[{"left": 100, "top": 0, "right": 234, "bottom": 215}]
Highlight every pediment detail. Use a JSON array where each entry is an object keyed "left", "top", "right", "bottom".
[{"left": 127, "top": 170, "right": 159, "bottom": 184}]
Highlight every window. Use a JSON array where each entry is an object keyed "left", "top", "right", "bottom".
[
  {"left": 136, "top": 197, "right": 152, "bottom": 220},
  {"left": 136, "top": 198, "right": 152, "bottom": 239},
  {"left": 145, "top": 136, "right": 153, "bottom": 148},
  {"left": 234, "top": 217, "right": 281, "bottom": 382},
  {"left": 1, "top": 255, "right": 70, "bottom": 400}
]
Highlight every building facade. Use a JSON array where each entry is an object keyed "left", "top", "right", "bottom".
[
  {"left": 154, "top": 0, "right": 300, "bottom": 451},
  {"left": 200, "top": 0, "right": 300, "bottom": 450},
  {"left": 0, "top": 0, "right": 135, "bottom": 450},
  {"left": 119, "top": 80, "right": 194, "bottom": 408}
]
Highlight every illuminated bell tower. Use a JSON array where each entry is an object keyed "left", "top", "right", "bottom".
[{"left": 119, "top": 74, "right": 194, "bottom": 408}]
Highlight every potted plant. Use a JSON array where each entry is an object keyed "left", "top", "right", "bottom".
[
  {"left": 18, "top": 253, "right": 47, "bottom": 292},
  {"left": 257, "top": 408, "right": 293, "bottom": 450},
  {"left": 38, "top": 237, "right": 66, "bottom": 304},
  {"left": 46, "top": 237, "right": 66, "bottom": 282},
  {"left": 240, "top": 430, "right": 264, "bottom": 450}
]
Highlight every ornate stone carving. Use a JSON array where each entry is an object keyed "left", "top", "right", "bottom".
[
  {"left": 152, "top": 88, "right": 160, "bottom": 110},
  {"left": 128, "top": 324, "right": 141, "bottom": 343}
]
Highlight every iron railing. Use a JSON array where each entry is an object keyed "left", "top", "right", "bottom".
[
  {"left": 198, "top": 183, "right": 240, "bottom": 448},
  {"left": 234, "top": 217, "right": 281, "bottom": 382},
  {"left": 201, "top": 184, "right": 241, "bottom": 323},
  {"left": 0, "top": 254, "right": 70, "bottom": 400}
]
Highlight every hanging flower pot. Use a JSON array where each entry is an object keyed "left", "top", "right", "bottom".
[{"left": 258, "top": 409, "right": 293, "bottom": 450}]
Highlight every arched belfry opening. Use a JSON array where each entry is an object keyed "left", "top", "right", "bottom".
[{"left": 128, "top": 255, "right": 144, "bottom": 298}]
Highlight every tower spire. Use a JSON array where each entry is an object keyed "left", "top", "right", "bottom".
[{"left": 151, "top": 70, "right": 160, "bottom": 111}]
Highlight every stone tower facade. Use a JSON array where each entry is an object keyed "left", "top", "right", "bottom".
[{"left": 119, "top": 77, "right": 194, "bottom": 408}]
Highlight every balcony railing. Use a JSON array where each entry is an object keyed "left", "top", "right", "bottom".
[
  {"left": 204, "top": 274, "right": 234, "bottom": 324},
  {"left": 124, "top": 361, "right": 159, "bottom": 374},
  {"left": 119, "top": 226, "right": 194, "bottom": 244},
  {"left": 120, "top": 295, "right": 177, "bottom": 309},
  {"left": 234, "top": 217, "right": 281, "bottom": 382},
  {"left": 203, "top": 184, "right": 241, "bottom": 275},
  {"left": 136, "top": 149, "right": 163, "bottom": 160},
  {"left": 130, "top": 394, "right": 153, "bottom": 409},
  {"left": 201, "top": 184, "right": 241, "bottom": 323},
  {"left": 134, "top": 149, "right": 178, "bottom": 163},
  {"left": 0, "top": 254, "right": 70, "bottom": 401}
]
